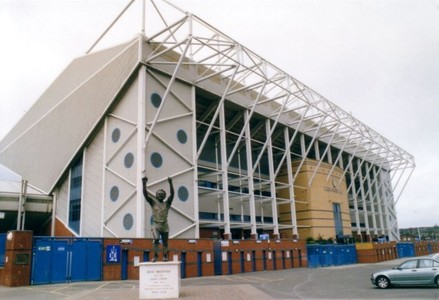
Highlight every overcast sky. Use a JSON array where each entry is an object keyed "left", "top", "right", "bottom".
[{"left": 1, "top": 0, "right": 438, "bottom": 228}]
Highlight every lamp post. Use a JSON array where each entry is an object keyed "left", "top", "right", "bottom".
[{"left": 414, "top": 210, "right": 421, "bottom": 241}]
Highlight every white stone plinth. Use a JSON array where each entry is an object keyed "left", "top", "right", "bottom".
[{"left": 138, "top": 261, "right": 181, "bottom": 299}]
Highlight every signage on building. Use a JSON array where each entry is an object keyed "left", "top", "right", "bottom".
[
  {"left": 323, "top": 178, "right": 343, "bottom": 194},
  {"left": 106, "top": 245, "right": 121, "bottom": 263}
]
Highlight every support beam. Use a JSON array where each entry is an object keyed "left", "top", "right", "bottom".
[
  {"left": 284, "top": 127, "right": 298, "bottom": 238},
  {"left": 266, "top": 120, "right": 279, "bottom": 238},
  {"left": 219, "top": 95, "right": 231, "bottom": 239},
  {"left": 244, "top": 111, "right": 257, "bottom": 239},
  {"left": 137, "top": 64, "right": 147, "bottom": 237}
]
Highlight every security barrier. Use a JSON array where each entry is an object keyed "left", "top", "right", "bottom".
[
  {"left": 3, "top": 231, "right": 439, "bottom": 287},
  {"left": 356, "top": 242, "right": 397, "bottom": 263},
  {"left": 31, "top": 237, "right": 102, "bottom": 284},
  {"left": 102, "top": 238, "right": 307, "bottom": 280},
  {"left": 414, "top": 241, "right": 437, "bottom": 256},
  {"left": 103, "top": 238, "right": 218, "bottom": 280},
  {"left": 396, "top": 242, "right": 415, "bottom": 258},
  {"left": 0, "top": 233, "right": 5, "bottom": 267},
  {"left": 307, "top": 244, "right": 357, "bottom": 268},
  {"left": 213, "top": 239, "right": 306, "bottom": 275}
]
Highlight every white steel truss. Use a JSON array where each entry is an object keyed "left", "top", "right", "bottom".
[{"left": 89, "top": 0, "right": 415, "bottom": 240}]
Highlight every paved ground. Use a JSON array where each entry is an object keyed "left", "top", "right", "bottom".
[
  {"left": 1, "top": 258, "right": 438, "bottom": 299},
  {"left": 0, "top": 279, "right": 271, "bottom": 300}
]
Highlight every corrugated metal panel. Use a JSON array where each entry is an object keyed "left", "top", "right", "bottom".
[
  {"left": 0, "top": 38, "right": 140, "bottom": 194},
  {"left": 103, "top": 88, "right": 138, "bottom": 237},
  {"left": 105, "top": 196, "right": 137, "bottom": 237},
  {"left": 0, "top": 41, "right": 136, "bottom": 151},
  {"left": 82, "top": 127, "right": 104, "bottom": 237},
  {"left": 56, "top": 174, "right": 70, "bottom": 225},
  {"left": 143, "top": 71, "right": 196, "bottom": 238},
  {"left": 110, "top": 76, "right": 139, "bottom": 124}
]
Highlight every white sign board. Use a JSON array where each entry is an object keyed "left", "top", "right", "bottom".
[{"left": 139, "top": 262, "right": 181, "bottom": 299}]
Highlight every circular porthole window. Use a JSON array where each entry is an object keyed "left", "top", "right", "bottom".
[
  {"left": 112, "top": 128, "right": 121, "bottom": 143},
  {"left": 110, "top": 186, "right": 119, "bottom": 202},
  {"left": 151, "top": 93, "right": 162, "bottom": 108},
  {"left": 124, "top": 152, "right": 134, "bottom": 168},
  {"left": 150, "top": 152, "right": 163, "bottom": 168},
  {"left": 177, "top": 129, "right": 188, "bottom": 144},
  {"left": 123, "top": 213, "right": 134, "bottom": 230},
  {"left": 178, "top": 186, "right": 189, "bottom": 202}
]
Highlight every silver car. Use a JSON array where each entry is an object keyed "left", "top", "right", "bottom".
[{"left": 371, "top": 258, "right": 439, "bottom": 289}]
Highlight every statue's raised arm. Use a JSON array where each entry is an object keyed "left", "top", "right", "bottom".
[
  {"left": 167, "top": 177, "right": 174, "bottom": 207},
  {"left": 142, "top": 176, "right": 153, "bottom": 205}
]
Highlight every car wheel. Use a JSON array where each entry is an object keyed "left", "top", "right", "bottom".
[
  {"left": 435, "top": 276, "right": 439, "bottom": 287},
  {"left": 376, "top": 276, "right": 390, "bottom": 289}
]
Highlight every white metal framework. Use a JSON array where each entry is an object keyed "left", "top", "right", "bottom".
[
  {"left": 0, "top": 1, "right": 414, "bottom": 241},
  {"left": 84, "top": 0, "right": 415, "bottom": 241}
]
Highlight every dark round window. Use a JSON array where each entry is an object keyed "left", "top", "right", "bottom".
[
  {"left": 178, "top": 186, "right": 189, "bottom": 202},
  {"left": 110, "top": 186, "right": 119, "bottom": 202},
  {"left": 177, "top": 129, "right": 188, "bottom": 144},
  {"left": 151, "top": 93, "right": 162, "bottom": 108},
  {"left": 150, "top": 152, "right": 163, "bottom": 168},
  {"left": 123, "top": 213, "right": 133, "bottom": 230},
  {"left": 124, "top": 153, "right": 134, "bottom": 168},
  {"left": 112, "top": 128, "right": 121, "bottom": 143}
]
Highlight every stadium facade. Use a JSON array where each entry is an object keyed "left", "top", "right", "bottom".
[{"left": 0, "top": 1, "right": 414, "bottom": 242}]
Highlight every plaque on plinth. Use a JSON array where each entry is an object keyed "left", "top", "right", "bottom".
[{"left": 139, "top": 261, "right": 181, "bottom": 299}]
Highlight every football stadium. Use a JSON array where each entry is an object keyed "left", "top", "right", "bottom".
[{"left": 0, "top": 0, "right": 415, "bottom": 245}]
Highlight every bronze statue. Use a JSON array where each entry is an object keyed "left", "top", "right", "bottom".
[{"left": 142, "top": 176, "right": 174, "bottom": 262}]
